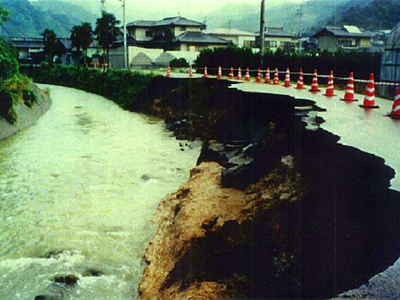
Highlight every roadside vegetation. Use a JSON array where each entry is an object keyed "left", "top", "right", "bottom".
[
  {"left": 24, "top": 63, "right": 154, "bottom": 111},
  {"left": 0, "top": 4, "right": 39, "bottom": 124},
  {"left": 195, "top": 45, "right": 382, "bottom": 82}
]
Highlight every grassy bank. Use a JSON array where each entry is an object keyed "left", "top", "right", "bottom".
[
  {"left": 22, "top": 64, "right": 155, "bottom": 111},
  {"left": 0, "top": 75, "right": 39, "bottom": 124}
]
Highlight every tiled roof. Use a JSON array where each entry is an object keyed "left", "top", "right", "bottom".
[
  {"left": 205, "top": 28, "right": 257, "bottom": 37},
  {"left": 264, "top": 27, "right": 293, "bottom": 38},
  {"left": 174, "top": 32, "right": 231, "bottom": 44},
  {"left": 127, "top": 17, "right": 206, "bottom": 29},
  {"left": 313, "top": 26, "right": 373, "bottom": 38},
  {"left": 7, "top": 37, "right": 44, "bottom": 48}
]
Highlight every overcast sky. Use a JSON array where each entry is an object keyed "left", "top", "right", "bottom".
[{"left": 30, "top": 0, "right": 305, "bottom": 21}]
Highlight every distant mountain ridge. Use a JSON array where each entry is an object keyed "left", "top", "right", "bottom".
[
  {"left": 204, "top": 0, "right": 378, "bottom": 36},
  {"left": 332, "top": 0, "right": 400, "bottom": 31},
  {"left": 0, "top": 0, "right": 96, "bottom": 37}
]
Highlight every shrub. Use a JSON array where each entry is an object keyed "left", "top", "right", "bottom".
[
  {"left": 0, "top": 37, "right": 19, "bottom": 83},
  {"left": 22, "top": 65, "right": 155, "bottom": 111},
  {"left": 170, "top": 58, "right": 189, "bottom": 68}
]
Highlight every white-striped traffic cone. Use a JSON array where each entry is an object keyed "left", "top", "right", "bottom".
[
  {"left": 256, "top": 67, "right": 261, "bottom": 83},
  {"left": 229, "top": 67, "right": 234, "bottom": 79},
  {"left": 273, "top": 68, "right": 280, "bottom": 85},
  {"left": 217, "top": 66, "right": 222, "bottom": 79},
  {"left": 237, "top": 67, "right": 242, "bottom": 80},
  {"left": 264, "top": 67, "right": 271, "bottom": 84},
  {"left": 341, "top": 72, "right": 359, "bottom": 102},
  {"left": 283, "top": 68, "right": 291, "bottom": 87},
  {"left": 387, "top": 80, "right": 400, "bottom": 118},
  {"left": 295, "top": 68, "right": 304, "bottom": 89},
  {"left": 167, "top": 65, "right": 171, "bottom": 77},
  {"left": 324, "top": 70, "right": 336, "bottom": 97},
  {"left": 203, "top": 66, "right": 208, "bottom": 78},
  {"left": 309, "top": 69, "right": 321, "bottom": 92},
  {"left": 360, "top": 73, "right": 379, "bottom": 109},
  {"left": 245, "top": 68, "right": 250, "bottom": 81}
]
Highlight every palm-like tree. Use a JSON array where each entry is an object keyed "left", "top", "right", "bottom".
[
  {"left": 70, "top": 22, "right": 93, "bottom": 66},
  {"left": 41, "top": 29, "right": 58, "bottom": 67},
  {"left": 94, "top": 11, "right": 121, "bottom": 68}
]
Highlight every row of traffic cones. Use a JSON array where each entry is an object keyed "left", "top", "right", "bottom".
[{"left": 167, "top": 66, "right": 400, "bottom": 118}]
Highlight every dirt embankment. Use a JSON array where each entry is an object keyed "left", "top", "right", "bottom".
[
  {"left": 139, "top": 77, "right": 400, "bottom": 299},
  {"left": 0, "top": 84, "right": 51, "bottom": 141}
]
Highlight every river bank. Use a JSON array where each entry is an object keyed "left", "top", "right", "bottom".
[
  {"left": 17, "top": 66, "right": 400, "bottom": 298},
  {"left": 138, "top": 76, "right": 400, "bottom": 299},
  {"left": 0, "top": 83, "right": 52, "bottom": 141}
]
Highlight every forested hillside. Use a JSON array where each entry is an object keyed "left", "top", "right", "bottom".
[
  {"left": 0, "top": 0, "right": 96, "bottom": 37},
  {"left": 333, "top": 0, "right": 400, "bottom": 30}
]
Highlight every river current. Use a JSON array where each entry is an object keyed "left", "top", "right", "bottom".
[{"left": 0, "top": 85, "right": 200, "bottom": 299}]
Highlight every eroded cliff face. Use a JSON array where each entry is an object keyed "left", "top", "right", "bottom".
[
  {"left": 139, "top": 77, "right": 400, "bottom": 299},
  {"left": 140, "top": 158, "right": 306, "bottom": 299}
]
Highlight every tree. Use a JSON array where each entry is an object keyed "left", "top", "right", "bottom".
[
  {"left": 70, "top": 22, "right": 93, "bottom": 66},
  {"left": 41, "top": 29, "right": 58, "bottom": 67},
  {"left": 0, "top": 3, "right": 9, "bottom": 27},
  {"left": 94, "top": 11, "right": 121, "bottom": 68}
]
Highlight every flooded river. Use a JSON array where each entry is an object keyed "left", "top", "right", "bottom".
[{"left": 0, "top": 85, "right": 200, "bottom": 299}]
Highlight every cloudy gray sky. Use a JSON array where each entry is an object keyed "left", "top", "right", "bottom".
[{"left": 30, "top": 0, "right": 304, "bottom": 21}]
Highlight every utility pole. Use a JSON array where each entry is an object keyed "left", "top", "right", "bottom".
[
  {"left": 260, "top": 0, "right": 265, "bottom": 68},
  {"left": 297, "top": 4, "right": 303, "bottom": 52},
  {"left": 120, "top": 0, "right": 128, "bottom": 69}
]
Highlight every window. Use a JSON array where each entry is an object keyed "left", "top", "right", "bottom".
[
  {"left": 180, "top": 26, "right": 186, "bottom": 31},
  {"left": 243, "top": 40, "right": 253, "bottom": 47},
  {"left": 280, "top": 41, "right": 295, "bottom": 51},
  {"left": 265, "top": 40, "right": 277, "bottom": 48},
  {"left": 145, "top": 30, "right": 153, "bottom": 37},
  {"left": 338, "top": 40, "right": 354, "bottom": 47}
]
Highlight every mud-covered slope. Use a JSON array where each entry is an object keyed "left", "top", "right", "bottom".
[{"left": 139, "top": 77, "right": 400, "bottom": 299}]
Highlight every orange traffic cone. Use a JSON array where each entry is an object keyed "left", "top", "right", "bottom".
[
  {"left": 256, "top": 68, "right": 262, "bottom": 83},
  {"left": 273, "top": 68, "right": 280, "bottom": 85},
  {"left": 309, "top": 69, "right": 321, "bottom": 92},
  {"left": 360, "top": 73, "right": 379, "bottom": 109},
  {"left": 189, "top": 66, "right": 193, "bottom": 77},
  {"left": 217, "top": 66, "right": 223, "bottom": 79},
  {"left": 245, "top": 68, "right": 250, "bottom": 81},
  {"left": 237, "top": 67, "right": 242, "bottom": 80},
  {"left": 387, "top": 80, "right": 400, "bottom": 118},
  {"left": 341, "top": 72, "right": 359, "bottom": 102},
  {"left": 167, "top": 65, "right": 171, "bottom": 77},
  {"left": 324, "top": 70, "right": 336, "bottom": 97},
  {"left": 264, "top": 67, "right": 271, "bottom": 84},
  {"left": 229, "top": 67, "right": 234, "bottom": 79},
  {"left": 203, "top": 66, "right": 208, "bottom": 78},
  {"left": 295, "top": 68, "right": 305, "bottom": 89},
  {"left": 283, "top": 68, "right": 291, "bottom": 87}
]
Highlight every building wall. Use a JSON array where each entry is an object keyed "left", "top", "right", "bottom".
[
  {"left": 134, "top": 28, "right": 154, "bottom": 41},
  {"left": 317, "top": 36, "right": 372, "bottom": 51},
  {"left": 238, "top": 36, "right": 256, "bottom": 48},
  {"left": 208, "top": 34, "right": 255, "bottom": 47},
  {"left": 173, "top": 26, "right": 201, "bottom": 36},
  {"left": 360, "top": 37, "right": 372, "bottom": 48},
  {"left": 265, "top": 36, "right": 296, "bottom": 51},
  {"left": 317, "top": 36, "right": 337, "bottom": 51}
]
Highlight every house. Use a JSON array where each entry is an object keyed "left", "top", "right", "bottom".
[
  {"left": 127, "top": 16, "right": 206, "bottom": 42},
  {"left": 7, "top": 37, "right": 44, "bottom": 61},
  {"left": 312, "top": 25, "right": 373, "bottom": 52},
  {"left": 255, "top": 27, "right": 297, "bottom": 52},
  {"left": 205, "top": 28, "right": 256, "bottom": 48},
  {"left": 174, "top": 31, "right": 231, "bottom": 52},
  {"left": 125, "top": 16, "right": 231, "bottom": 51}
]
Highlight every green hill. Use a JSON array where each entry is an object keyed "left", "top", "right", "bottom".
[
  {"left": 333, "top": 0, "right": 400, "bottom": 30},
  {"left": 0, "top": 0, "right": 96, "bottom": 37}
]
